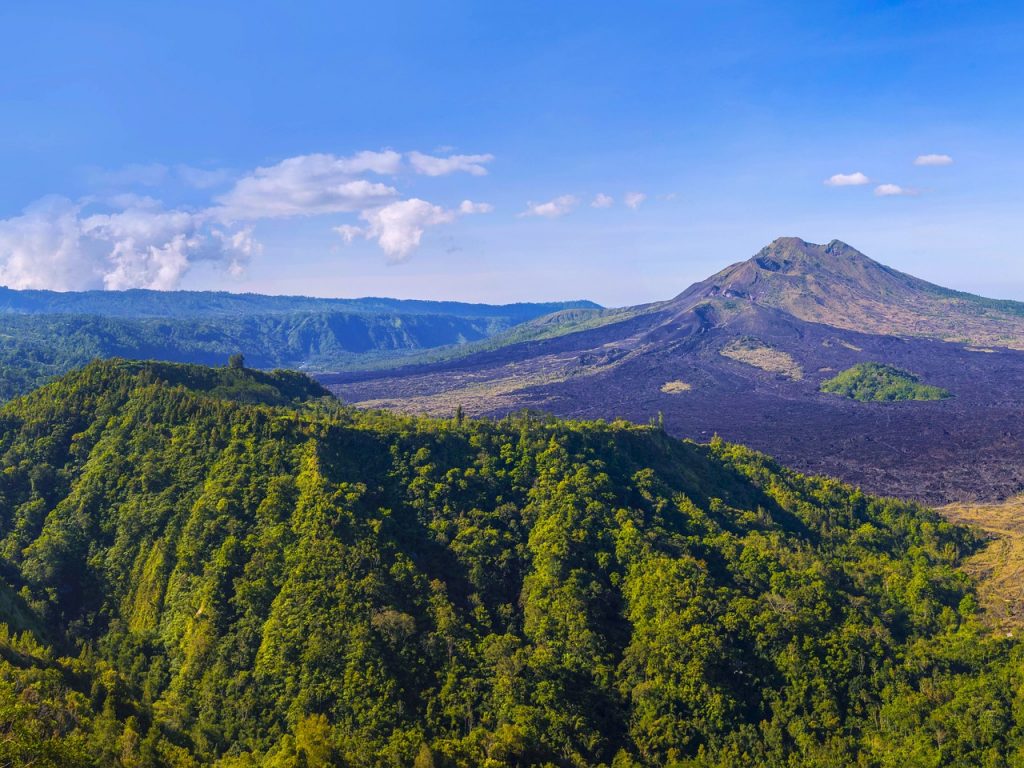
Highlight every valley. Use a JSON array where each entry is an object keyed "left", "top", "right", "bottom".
[{"left": 0, "top": 289, "right": 597, "bottom": 400}]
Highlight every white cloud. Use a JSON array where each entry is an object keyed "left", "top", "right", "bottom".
[
  {"left": 824, "top": 172, "right": 871, "bottom": 187},
  {"left": 874, "top": 183, "right": 918, "bottom": 197},
  {"left": 624, "top": 191, "right": 647, "bottom": 209},
  {"left": 0, "top": 197, "right": 103, "bottom": 291},
  {"left": 408, "top": 151, "right": 494, "bottom": 176},
  {"left": 334, "top": 224, "right": 363, "bottom": 244},
  {"left": 914, "top": 153, "right": 953, "bottom": 166},
  {"left": 458, "top": 200, "right": 493, "bottom": 214},
  {"left": 360, "top": 199, "right": 457, "bottom": 261},
  {"left": 591, "top": 193, "right": 614, "bottom": 209},
  {"left": 214, "top": 151, "right": 401, "bottom": 220},
  {"left": 337, "top": 198, "right": 492, "bottom": 260},
  {"left": 2, "top": 146, "right": 497, "bottom": 288},
  {"left": 0, "top": 197, "right": 252, "bottom": 291},
  {"left": 104, "top": 193, "right": 165, "bottom": 211},
  {"left": 519, "top": 195, "right": 579, "bottom": 219}
]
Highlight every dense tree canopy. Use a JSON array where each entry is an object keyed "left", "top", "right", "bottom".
[
  {"left": 0, "top": 297, "right": 599, "bottom": 401},
  {"left": 0, "top": 360, "right": 1017, "bottom": 766},
  {"left": 820, "top": 362, "right": 951, "bottom": 402}
]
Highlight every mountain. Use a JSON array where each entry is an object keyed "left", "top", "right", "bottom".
[
  {"left": 322, "top": 238, "right": 1024, "bottom": 504},
  {"left": 674, "top": 237, "right": 1024, "bottom": 348},
  {"left": 0, "top": 359, "right": 1019, "bottom": 767},
  {"left": 0, "top": 289, "right": 599, "bottom": 400}
]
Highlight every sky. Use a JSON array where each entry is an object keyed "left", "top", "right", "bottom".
[{"left": 1, "top": 1, "right": 1022, "bottom": 306}]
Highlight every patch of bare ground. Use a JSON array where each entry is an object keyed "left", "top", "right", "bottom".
[
  {"left": 356, "top": 373, "right": 562, "bottom": 416},
  {"left": 940, "top": 496, "right": 1024, "bottom": 632},
  {"left": 823, "top": 338, "right": 862, "bottom": 352},
  {"left": 720, "top": 337, "right": 803, "bottom": 380},
  {"left": 660, "top": 380, "right": 692, "bottom": 394}
]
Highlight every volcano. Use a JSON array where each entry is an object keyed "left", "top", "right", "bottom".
[{"left": 319, "top": 238, "right": 1024, "bottom": 503}]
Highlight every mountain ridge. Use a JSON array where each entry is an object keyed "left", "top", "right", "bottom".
[{"left": 0, "top": 284, "right": 599, "bottom": 319}]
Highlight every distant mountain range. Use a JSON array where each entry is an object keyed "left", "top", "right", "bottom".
[
  {"left": 0, "top": 288, "right": 597, "bottom": 399},
  {"left": 322, "top": 238, "right": 1024, "bottom": 503},
  {"left": 0, "top": 285, "right": 598, "bottom": 320}
]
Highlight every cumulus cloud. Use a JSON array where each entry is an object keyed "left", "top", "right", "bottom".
[
  {"left": 874, "top": 183, "right": 918, "bottom": 197},
  {"left": 914, "top": 153, "right": 953, "bottom": 166},
  {"left": 825, "top": 172, "right": 870, "bottom": 187},
  {"left": 0, "top": 197, "right": 102, "bottom": 291},
  {"left": 336, "top": 198, "right": 492, "bottom": 261},
  {"left": 458, "top": 200, "right": 493, "bottom": 214},
  {"left": 3, "top": 146, "right": 496, "bottom": 289},
  {"left": 0, "top": 196, "right": 252, "bottom": 291},
  {"left": 408, "top": 151, "right": 494, "bottom": 176},
  {"left": 591, "top": 193, "right": 614, "bottom": 208},
  {"left": 361, "top": 199, "right": 457, "bottom": 260},
  {"left": 213, "top": 151, "right": 402, "bottom": 220},
  {"left": 519, "top": 195, "right": 579, "bottom": 219},
  {"left": 624, "top": 191, "right": 647, "bottom": 209}
]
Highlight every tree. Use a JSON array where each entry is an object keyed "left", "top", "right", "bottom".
[{"left": 228, "top": 353, "right": 245, "bottom": 369}]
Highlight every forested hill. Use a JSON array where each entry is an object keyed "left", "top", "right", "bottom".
[
  {"left": 0, "top": 291, "right": 599, "bottom": 401},
  {"left": 1, "top": 360, "right": 1023, "bottom": 767}
]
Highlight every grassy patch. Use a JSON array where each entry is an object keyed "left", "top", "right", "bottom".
[
  {"left": 720, "top": 337, "right": 803, "bottom": 380},
  {"left": 820, "top": 362, "right": 950, "bottom": 402},
  {"left": 940, "top": 496, "right": 1024, "bottom": 632},
  {"left": 660, "top": 380, "right": 692, "bottom": 394}
]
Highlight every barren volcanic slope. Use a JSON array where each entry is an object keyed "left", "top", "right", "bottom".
[{"left": 321, "top": 238, "right": 1024, "bottom": 503}]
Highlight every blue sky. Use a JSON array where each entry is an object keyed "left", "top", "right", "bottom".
[{"left": 1, "top": 1, "right": 1022, "bottom": 305}]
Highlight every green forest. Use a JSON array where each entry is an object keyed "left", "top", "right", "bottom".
[
  {"left": 0, "top": 295, "right": 598, "bottom": 402},
  {"left": 0, "top": 311, "right": 504, "bottom": 401},
  {"left": 0, "top": 360, "right": 1020, "bottom": 767},
  {"left": 820, "top": 362, "right": 951, "bottom": 402}
]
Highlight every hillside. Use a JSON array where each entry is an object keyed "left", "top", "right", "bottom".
[
  {"left": 323, "top": 238, "right": 1024, "bottom": 503},
  {"left": 0, "top": 291, "right": 598, "bottom": 400},
  {"left": 1, "top": 360, "right": 1021, "bottom": 766}
]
